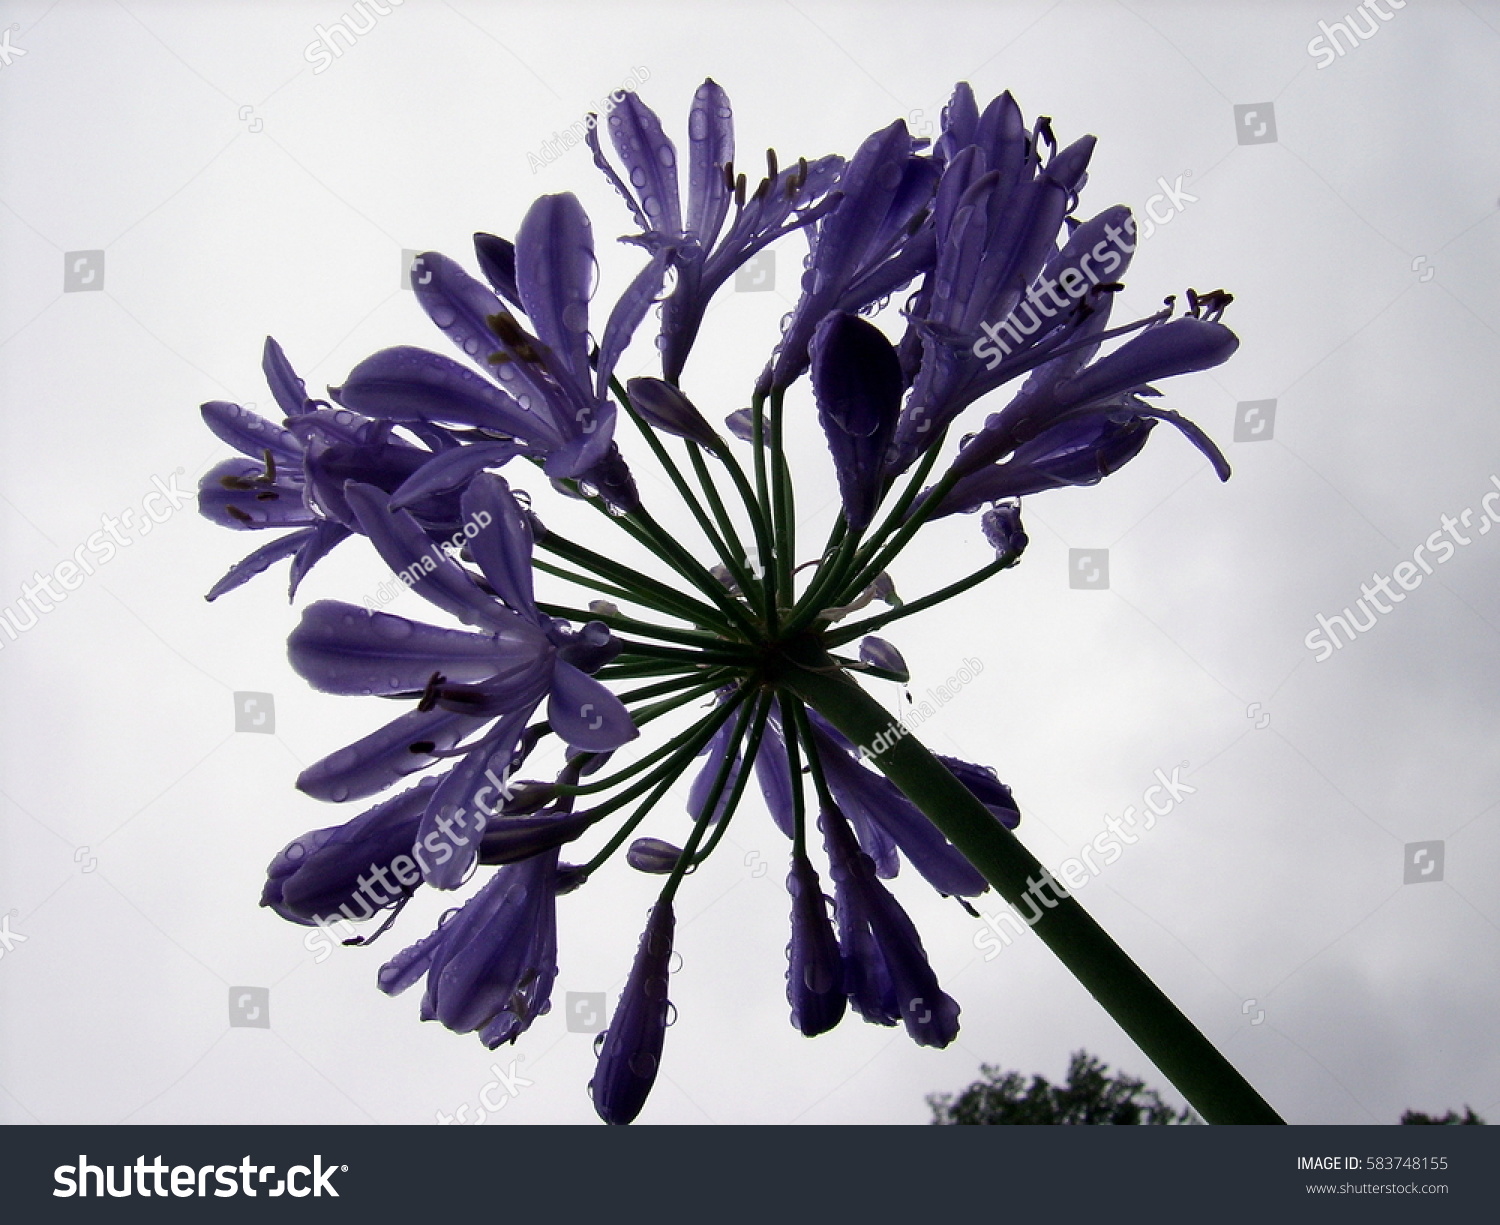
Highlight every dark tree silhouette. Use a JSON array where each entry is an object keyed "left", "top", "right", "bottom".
[
  {"left": 1400, "top": 1107, "right": 1486, "bottom": 1125},
  {"left": 928, "top": 1050, "right": 1199, "bottom": 1125}
]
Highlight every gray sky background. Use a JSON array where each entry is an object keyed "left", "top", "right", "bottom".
[{"left": 2, "top": 0, "right": 1498, "bottom": 1125}]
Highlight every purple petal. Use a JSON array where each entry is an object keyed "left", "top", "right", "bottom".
[
  {"left": 262, "top": 336, "right": 318, "bottom": 417},
  {"left": 605, "top": 92, "right": 683, "bottom": 237},
  {"left": 297, "top": 707, "right": 493, "bottom": 803},
  {"left": 814, "top": 723, "right": 987, "bottom": 897},
  {"left": 201, "top": 400, "right": 301, "bottom": 461},
  {"left": 547, "top": 662, "right": 638, "bottom": 752},
  {"left": 205, "top": 528, "right": 313, "bottom": 601},
  {"left": 388, "top": 442, "right": 521, "bottom": 511},
  {"left": 627, "top": 837, "right": 684, "bottom": 874},
  {"left": 197, "top": 458, "right": 315, "bottom": 531},
  {"left": 460, "top": 474, "right": 540, "bottom": 623},
  {"left": 626, "top": 377, "right": 718, "bottom": 448},
  {"left": 344, "top": 482, "right": 515, "bottom": 631},
  {"left": 515, "top": 193, "right": 595, "bottom": 392},
  {"left": 786, "top": 850, "right": 845, "bottom": 1036},
  {"left": 335, "top": 346, "right": 561, "bottom": 448},
  {"left": 810, "top": 312, "right": 902, "bottom": 530},
  {"left": 684, "top": 79, "right": 734, "bottom": 250},
  {"left": 262, "top": 778, "right": 436, "bottom": 925},
  {"left": 473, "top": 232, "right": 522, "bottom": 309},
  {"left": 288, "top": 520, "right": 353, "bottom": 599},
  {"left": 595, "top": 252, "right": 668, "bottom": 399},
  {"left": 417, "top": 730, "right": 525, "bottom": 889},
  {"left": 287, "top": 600, "right": 503, "bottom": 696},
  {"left": 858, "top": 637, "right": 908, "bottom": 682},
  {"left": 936, "top": 755, "right": 1021, "bottom": 829},
  {"left": 591, "top": 901, "right": 675, "bottom": 1125}
]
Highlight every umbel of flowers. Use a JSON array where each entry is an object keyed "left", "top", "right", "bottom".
[{"left": 200, "top": 81, "right": 1280, "bottom": 1125}]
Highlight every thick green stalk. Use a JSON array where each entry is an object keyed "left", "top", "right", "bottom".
[{"left": 776, "top": 642, "right": 1284, "bottom": 1126}]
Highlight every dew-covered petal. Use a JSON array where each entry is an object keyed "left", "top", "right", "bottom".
[
  {"left": 288, "top": 519, "right": 353, "bottom": 599},
  {"left": 786, "top": 850, "right": 845, "bottom": 1036},
  {"left": 684, "top": 79, "right": 734, "bottom": 251},
  {"left": 262, "top": 778, "right": 437, "bottom": 925},
  {"left": 296, "top": 707, "right": 492, "bottom": 803},
  {"left": 205, "top": 528, "right": 314, "bottom": 601},
  {"left": 197, "top": 458, "right": 315, "bottom": 531},
  {"left": 591, "top": 901, "right": 674, "bottom": 1125},
  {"left": 262, "top": 336, "right": 319, "bottom": 418},
  {"left": 201, "top": 400, "right": 301, "bottom": 461},
  {"left": 460, "top": 473, "right": 540, "bottom": 623},
  {"left": 547, "top": 661, "right": 638, "bottom": 752},
  {"left": 335, "top": 346, "right": 561, "bottom": 448},
  {"left": 605, "top": 91, "right": 683, "bottom": 237},
  {"left": 936, "top": 755, "right": 1020, "bottom": 829},
  {"left": 858, "top": 636, "right": 908, "bottom": 682},
  {"left": 287, "top": 600, "right": 503, "bottom": 696},
  {"left": 814, "top": 722, "right": 987, "bottom": 896},
  {"left": 515, "top": 193, "right": 595, "bottom": 393},
  {"left": 594, "top": 252, "right": 668, "bottom": 400}
]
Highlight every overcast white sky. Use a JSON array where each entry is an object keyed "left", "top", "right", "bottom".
[{"left": 2, "top": 0, "right": 1498, "bottom": 1126}]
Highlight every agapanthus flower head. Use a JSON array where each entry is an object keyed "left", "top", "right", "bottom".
[{"left": 203, "top": 77, "right": 1242, "bottom": 1124}]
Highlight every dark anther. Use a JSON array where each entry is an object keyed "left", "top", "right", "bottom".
[
  {"left": 1186, "top": 287, "right": 1233, "bottom": 321},
  {"left": 255, "top": 491, "right": 279, "bottom": 501},
  {"left": 220, "top": 474, "right": 256, "bottom": 491},
  {"left": 765, "top": 147, "right": 778, "bottom": 182},
  {"left": 734, "top": 172, "right": 747, "bottom": 209},
  {"left": 224, "top": 505, "right": 253, "bottom": 524},
  {"left": 486, "top": 311, "right": 541, "bottom": 363},
  {"left": 416, "top": 670, "right": 447, "bottom": 713},
  {"left": 261, "top": 449, "right": 277, "bottom": 483},
  {"left": 722, "top": 160, "right": 735, "bottom": 192},
  {"left": 408, "top": 740, "right": 436, "bottom": 755}
]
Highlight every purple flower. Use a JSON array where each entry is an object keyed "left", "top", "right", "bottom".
[
  {"left": 980, "top": 502, "right": 1028, "bottom": 559},
  {"left": 590, "top": 901, "right": 675, "bottom": 1124},
  {"left": 766, "top": 118, "right": 938, "bottom": 393},
  {"left": 887, "top": 87, "right": 1101, "bottom": 472},
  {"left": 589, "top": 81, "right": 844, "bottom": 383},
  {"left": 261, "top": 778, "right": 436, "bottom": 926},
  {"left": 378, "top": 847, "right": 561, "bottom": 1047},
  {"left": 288, "top": 474, "right": 636, "bottom": 888},
  {"left": 946, "top": 310, "right": 1238, "bottom": 486},
  {"left": 786, "top": 849, "right": 845, "bottom": 1036},
  {"left": 810, "top": 312, "right": 903, "bottom": 530},
  {"left": 197, "top": 339, "right": 353, "bottom": 599},
  {"left": 335, "top": 193, "right": 667, "bottom": 506},
  {"left": 821, "top": 804, "right": 960, "bottom": 1046},
  {"left": 625, "top": 377, "right": 718, "bottom": 448}
]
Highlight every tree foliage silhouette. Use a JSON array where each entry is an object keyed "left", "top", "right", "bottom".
[{"left": 928, "top": 1051, "right": 1198, "bottom": 1125}]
